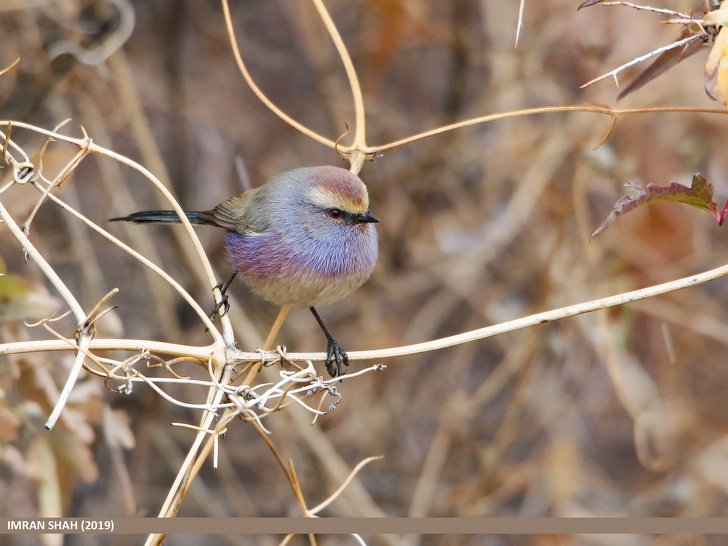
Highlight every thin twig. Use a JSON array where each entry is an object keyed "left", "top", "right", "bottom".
[
  {"left": 0, "top": 199, "right": 95, "bottom": 429},
  {"left": 5, "top": 238, "right": 728, "bottom": 370},
  {"left": 589, "top": 2, "right": 690, "bottom": 19},
  {"left": 220, "top": 0, "right": 336, "bottom": 149},
  {"left": 364, "top": 105, "right": 728, "bottom": 153},
  {"left": 308, "top": 456, "right": 383, "bottom": 515},
  {"left": 0, "top": 120, "right": 226, "bottom": 336},
  {"left": 45, "top": 288, "right": 120, "bottom": 429},
  {"left": 580, "top": 34, "right": 702, "bottom": 89},
  {"left": 7, "top": 247, "right": 728, "bottom": 366},
  {"left": 47, "top": 0, "right": 135, "bottom": 65},
  {"left": 310, "top": 0, "right": 368, "bottom": 173},
  {"left": 0, "top": 57, "right": 20, "bottom": 76},
  {"left": 147, "top": 304, "right": 292, "bottom": 542},
  {"left": 0, "top": 338, "right": 216, "bottom": 358},
  {"left": 39, "top": 188, "right": 223, "bottom": 339},
  {"left": 0, "top": 201, "right": 85, "bottom": 320}
]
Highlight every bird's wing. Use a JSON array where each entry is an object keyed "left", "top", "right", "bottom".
[{"left": 196, "top": 188, "right": 267, "bottom": 233}]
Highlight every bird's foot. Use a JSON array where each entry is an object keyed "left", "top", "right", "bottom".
[
  {"left": 208, "top": 280, "right": 231, "bottom": 320},
  {"left": 325, "top": 338, "right": 349, "bottom": 378}
]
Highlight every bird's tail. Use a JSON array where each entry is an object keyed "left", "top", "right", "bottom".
[{"left": 110, "top": 210, "right": 216, "bottom": 226}]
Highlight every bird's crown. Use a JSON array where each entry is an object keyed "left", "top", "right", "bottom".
[{"left": 306, "top": 166, "right": 369, "bottom": 214}]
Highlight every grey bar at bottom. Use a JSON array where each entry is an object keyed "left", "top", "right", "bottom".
[{"left": 4, "top": 518, "right": 728, "bottom": 535}]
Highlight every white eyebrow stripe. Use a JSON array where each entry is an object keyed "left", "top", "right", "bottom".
[{"left": 307, "top": 186, "right": 369, "bottom": 213}]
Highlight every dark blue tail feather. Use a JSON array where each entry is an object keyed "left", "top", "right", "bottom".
[{"left": 110, "top": 210, "right": 207, "bottom": 224}]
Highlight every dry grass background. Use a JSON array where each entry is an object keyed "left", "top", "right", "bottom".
[{"left": 2, "top": 1, "right": 728, "bottom": 545}]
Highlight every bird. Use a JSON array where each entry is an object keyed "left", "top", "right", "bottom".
[{"left": 110, "top": 165, "right": 379, "bottom": 377}]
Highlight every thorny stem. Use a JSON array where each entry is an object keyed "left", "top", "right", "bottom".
[
  {"left": 584, "top": 2, "right": 690, "bottom": 19},
  {"left": 580, "top": 34, "right": 703, "bottom": 89}
]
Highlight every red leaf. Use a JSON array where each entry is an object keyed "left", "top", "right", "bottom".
[{"left": 592, "top": 173, "right": 727, "bottom": 238}]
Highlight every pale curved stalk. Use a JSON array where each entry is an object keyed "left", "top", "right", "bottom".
[
  {"left": 0, "top": 339, "right": 216, "bottom": 359},
  {"left": 7, "top": 255, "right": 728, "bottom": 366},
  {"left": 0, "top": 201, "right": 85, "bottom": 320},
  {"left": 364, "top": 105, "right": 728, "bottom": 154},
  {"left": 44, "top": 342, "right": 91, "bottom": 429},
  {"left": 308, "top": 456, "right": 383, "bottom": 515},
  {"left": 145, "top": 365, "right": 234, "bottom": 546},
  {"left": 220, "top": 0, "right": 336, "bottom": 150},
  {"left": 0, "top": 120, "right": 224, "bottom": 318},
  {"left": 7, "top": 255, "right": 728, "bottom": 365},
  {"left": 0, "top": 57, "right": 20, "bottom": 76},
  {"left": 147, "top": 305, "right": 292, "bottom": 538},
  {"left": 42, "top": 190, "right": 223, "bottom": 341},
  {"left": 0, "top": 200, "right": 90, "bottom": 429},
  {"left": 311, "top": 0, "right": 366, "bottom": 148},
  {"left": 229, "top": 259, "right": 728, "bottom": 363},
  {"left": 133, "top": 375, "right": 232, "bottom": 411}
]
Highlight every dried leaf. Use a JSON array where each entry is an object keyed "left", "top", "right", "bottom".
[
  {"left": 705, "top": 26, "right": 728, "bottom": 105},
  {"left": 618, "top": 29, "right": 706, "bottom": 100},
  {"left": 592, "top": 173, "right": 728, "bottom": 238}
]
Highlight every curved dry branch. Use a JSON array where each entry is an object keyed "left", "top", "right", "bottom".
[
  {"left": 310, "top": 0, "right": 367, "bottom": 173},
  {"left": 0, "top": 120, "right": 229, "bottom": 344},
  {"left": 0, "top": 199, "right": 91, "bottom": 429},
  {"left": 220, "top": 0, "right": 336, "bottom": 150},
  {"left": 364, "top": 105, "right": 728, "bottom": 154},
  {"left": 308, "top": 456, "right": 383, "bottom": 515},
  {"left": 0, "top": 57, "right": 20, "bottom": 76},
  {"left": 0, "top": 338, "right": 217, "bottom": 359},
  {"left": 0, "top": 201, "right": 85, "bottom": 321},
  {"left": 6, "top": 258, "right": 728, "bottom": 366},
  {"left": 47, "top": 0, "right": 135, "bottom": 65},
  {"left": 42, "top": 190, "right": 222, "bottom": 338}
]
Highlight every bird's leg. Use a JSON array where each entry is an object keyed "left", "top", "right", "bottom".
[
  {"left": 309, "top": 306, "right": 348, "bottom": 378},
  {"left": 209, "top": 271, "right": 238, "bottom": 319}
]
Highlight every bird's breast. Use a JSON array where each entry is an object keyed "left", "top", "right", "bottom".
[{"left": 224, "top": 228, "right": 377, "bottom": 307}]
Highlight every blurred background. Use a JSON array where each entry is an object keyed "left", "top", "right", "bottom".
[{"left": 2, "top": 0, "right": 728, "bottom": 545}]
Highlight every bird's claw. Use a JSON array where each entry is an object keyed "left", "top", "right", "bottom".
[
  {"left": 208, "top": 282, "right": 230, "bottom": 319},
  {"left": 325, "top": 338, "right": 349, "bottom": 378}
]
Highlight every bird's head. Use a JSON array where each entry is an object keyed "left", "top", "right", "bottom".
[{"left": 303, "top": 166, "right": 379, "bottom": 230}]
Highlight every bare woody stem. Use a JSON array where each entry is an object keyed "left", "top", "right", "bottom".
[{"left": 5, "top": 258, "right": 728, "bottom": 365}]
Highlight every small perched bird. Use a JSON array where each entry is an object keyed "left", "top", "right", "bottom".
[{"left": 111, "top": 165, "right": 379, "bottom": 377}]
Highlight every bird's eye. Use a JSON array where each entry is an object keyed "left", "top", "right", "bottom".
[{"left": 327, "top": 208, "right": 343, "bottom": 220}]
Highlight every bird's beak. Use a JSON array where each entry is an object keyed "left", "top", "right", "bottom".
[{"left": 354, "top": 212, "right": 380, "bottom": 224}]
